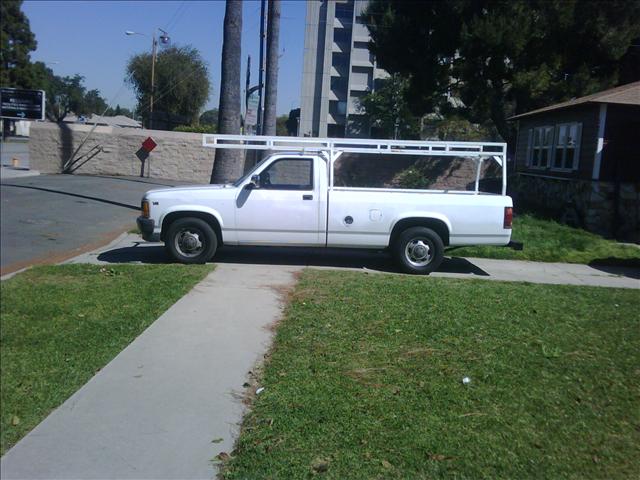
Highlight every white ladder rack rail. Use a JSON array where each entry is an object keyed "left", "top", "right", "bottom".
[{"left": 203, "top": 134, "right": 508, "bottom": 195}]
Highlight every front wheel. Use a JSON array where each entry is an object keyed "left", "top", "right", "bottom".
[
  {"left": 393, "top": 227, "right": 444, "bottom": 274},
  {"left": 165, "top": 217, "right": 217, "bottom": 264}
]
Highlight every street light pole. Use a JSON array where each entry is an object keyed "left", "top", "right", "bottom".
[
  {"left": 125, "top": 29, "right": 169, "bottom": 130},
  {"left": 150, "top": 31, "right": 157, "bottom": 129}
]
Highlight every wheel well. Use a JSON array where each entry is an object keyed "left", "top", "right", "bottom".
[
  {"left": 161, "top": 211, "right": 223, "bottom": 245},
  {"left": 389, "top": 217, "right": 450, "bottom": 247}
]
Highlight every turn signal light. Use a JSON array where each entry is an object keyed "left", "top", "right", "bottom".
[
  {"left": 142, "top": 200, "right": 150, "bottom": 218},
  {"left": 504, "top": 207, "right": 513, "bottom": 229}
]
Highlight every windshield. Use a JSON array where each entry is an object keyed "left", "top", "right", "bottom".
[{"left": 232, "top": 156, "right": 269, "bottom": 187}]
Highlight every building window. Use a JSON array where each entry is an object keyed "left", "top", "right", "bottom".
[
  {"left": 330, "top": 76, "right": 348, "bottom": 92},
  {"left": 330, "top": 100, "right": 347, "bottom": 116},
  {"left": 333, "top": 28, "right": 352, "bottom": 44},
  {"left": 528, "top": 126, "right": 554, "bottom": 168},
  {"left": 335, "top": 2, "right": 354, "bottom": 22},
  {"left": 332, "top": 52, "right": 349, "bottom": 69},
  {"left": 553, "top": 123, "right": 581, "bottom": 170},
  {"left": 328, "top": 124, "right": 346, "bottom": 138}
]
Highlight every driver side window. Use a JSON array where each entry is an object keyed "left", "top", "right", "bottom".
[{"left": 260, "top": 158, "right": 313, "bottom": 190}]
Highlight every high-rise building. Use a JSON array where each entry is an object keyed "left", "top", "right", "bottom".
[{"left": 299, "top": 0, "right": 387, "bottom": 138}]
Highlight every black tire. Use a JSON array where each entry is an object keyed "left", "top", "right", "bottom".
[
  {"left": 165, "top": 217, "right": 217, "bottom": 264},
  {"left": 393, "top": 227, "right": 444, "bottom": 274}
]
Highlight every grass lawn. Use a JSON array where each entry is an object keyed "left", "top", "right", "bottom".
[
  {"left": 448, "top": 214, "right": 640, "bottom": 265},
  {"left": 224, "top": 270, "right": 640, "bottom": 479},
  {"left": 0, "top": 263, "right": 213, "bottom": 455}
]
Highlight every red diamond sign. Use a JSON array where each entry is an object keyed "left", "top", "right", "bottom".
[{"left": 141, "top": 137, "right": 157, "bottom": 153}]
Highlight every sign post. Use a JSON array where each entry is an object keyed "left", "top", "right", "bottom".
[{"left": 0, "top": 88, "right": 46, "bottom": 121}]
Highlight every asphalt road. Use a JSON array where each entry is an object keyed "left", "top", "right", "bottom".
[{"left": 0, "top": 174, "right": 183, "bottom": 272}]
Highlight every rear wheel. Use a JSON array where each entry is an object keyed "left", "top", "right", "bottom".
[
  {"left": 165, "top": 217, "right": 217, "bottom": 264},
  {"left": 393, "top": 227, "right": 444, "bottom": 274}
]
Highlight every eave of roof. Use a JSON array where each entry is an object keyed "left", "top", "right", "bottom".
[{"left": 509, "top": 81, "right": 640, "bottom": 120}]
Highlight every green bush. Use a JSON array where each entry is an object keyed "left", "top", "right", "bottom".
[{"left": 173, "top": 124, "right": 216, "bottom": 133}]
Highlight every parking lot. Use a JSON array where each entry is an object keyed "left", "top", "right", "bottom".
[{"left": 0, "top": 173, "right": 182, "bottom": 273}]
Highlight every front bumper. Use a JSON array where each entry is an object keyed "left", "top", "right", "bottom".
[{"left": 137, "top": 216, "right": 160, "bottom": 242}]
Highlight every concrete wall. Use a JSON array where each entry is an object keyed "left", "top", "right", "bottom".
[{"left": 29, "top": 122, "right": 215, "bottom": 184}]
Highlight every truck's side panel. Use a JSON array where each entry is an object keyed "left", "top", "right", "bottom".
[{"left": 327, "top": 188, "right": 512, "bottom": 248}]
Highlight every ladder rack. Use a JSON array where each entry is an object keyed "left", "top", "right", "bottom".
[
  {"left": 203, "top": 134, "right": 505, "bottom": 158},
  {"left": 203, "top": 134, "right": 508, "bottom": 195}
]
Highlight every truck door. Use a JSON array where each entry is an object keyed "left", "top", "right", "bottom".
[{"left": 234, "top": 156, "right": 324, "bottom": 245}]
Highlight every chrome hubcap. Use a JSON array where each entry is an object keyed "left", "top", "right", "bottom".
[
  {"left": 175, "top": 229, "right": 204, "bottom": 257},
  {"left": 405, "top": 239, "right": 432, "bottom": 267}
]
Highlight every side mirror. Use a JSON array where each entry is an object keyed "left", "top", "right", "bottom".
[{"left": 249, "top": 174, "right": 260, "bottom": 189}]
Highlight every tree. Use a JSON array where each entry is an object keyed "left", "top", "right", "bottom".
[
  {"left": 210, "top": 0, "right": 243, "bottom": 184},
  {"left": 366, "top": 0, "right": 640, "bottom": 147},
  {"left": 359, "top": 74, "right": 419, "bottom": 139},
  {"left": 276, "top": 114, "right": 288, "bottom": 136},
  {"left": 262, "top": 0, "right": 281, "bottom": 135},
  {"left": 127, "top": 45, "right": 209, "bottom": 129},
  {"left": 199, "top": 108, "right": 218, "bottom": 127},
  {"left": 82, "top": 89, "right": 108, "bottom": 116},
  {"left": 0, "top": 0, "right": 37, "bottom": 88},
  {"left": 285, "top": 108, "right": 300, "bottom": 135},
  {"left": 104, "top": 104, "right": 135, "bottom": 118},
  {"left": 46, "top": 74, "right": 86, "bottom": 122}
]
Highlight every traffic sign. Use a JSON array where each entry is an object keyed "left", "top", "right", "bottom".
[
  {"left": 142, "top": 137, "right": 157, "bottom": 153},
  {"left": 0, "top": 88, "right": 45, "bottom": 120},
  {"left": 245, "top": 90, "right": 259, "bottom": 127}
]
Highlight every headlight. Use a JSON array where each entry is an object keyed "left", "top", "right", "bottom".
[{"left": 141, "top": 200, "right": 150, "bottom": 218}]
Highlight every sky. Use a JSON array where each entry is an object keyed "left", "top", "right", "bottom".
[{"left": 22, "top": 0, "right": 307, "bottom": 116}]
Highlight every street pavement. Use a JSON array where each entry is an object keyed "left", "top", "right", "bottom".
[
  {"left": 0, "top": 263, "right": 300, "bottom": 479},
  {"left": 0, "top": 174, "right": 184, "bottom": 273}
]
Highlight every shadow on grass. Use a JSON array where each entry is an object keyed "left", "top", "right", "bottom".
[{"left": 96, "top": 244, "right": 490, "bottom": 276}]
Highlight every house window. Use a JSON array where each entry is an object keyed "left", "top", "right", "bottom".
[
  {"left": 553, "top": 123, "right": 581, "bottom": 170},
  {"left": 529, "top": 126, "right": 554, "bottom": 168}
]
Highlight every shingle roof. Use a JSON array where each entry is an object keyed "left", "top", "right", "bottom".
[{"left": 509, "top": 81, "right": 640, "bottom": 120}]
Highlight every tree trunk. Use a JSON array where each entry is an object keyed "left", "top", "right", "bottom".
[
  {"left": 210, "top": 0, "right": 244, "bottom": 184},
  {"left": 262, "top": 0, "right": 280, "bottom": 136}
]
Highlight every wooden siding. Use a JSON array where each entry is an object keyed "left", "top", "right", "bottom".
[
  {"left": 514, "top": 104, "right": 600, "bottom": 180},
  {"left": 600, "top": 104, "right": 640, "bottom": 182}
]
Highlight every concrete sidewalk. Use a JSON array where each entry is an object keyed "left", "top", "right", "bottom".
[
  {"left": 69, "top": 233, "right": 639, "bottom": 289},
  {"left": 0, "top": 263, "right": 301, "bottom": 479},
  {"left": 1, "top": 235, "right": 636, "bottom": 478}
]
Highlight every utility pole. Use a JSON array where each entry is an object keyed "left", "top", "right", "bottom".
[
  {"left": 243, "top": 55, "right": 251, "bottom": 135},
  {"left": 256, "top": 0, "right": 266, "bottom": 134},
  {"left": 125, "top": 28, "right": 169, "bottom": 130},
  {"left": 263, "top": 0, "right": 280, "bottom": 136},
  {"left": 150, "top": 31, "right": 157, "bottom": 129}
]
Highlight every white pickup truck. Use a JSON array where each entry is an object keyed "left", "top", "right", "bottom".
[{"left": 136, "top": 135, "right": 513, "bottom": 274}]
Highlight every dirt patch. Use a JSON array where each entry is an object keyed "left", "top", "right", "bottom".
[{"left": 0, "top": 227, "right": 132, "bottom": 278}]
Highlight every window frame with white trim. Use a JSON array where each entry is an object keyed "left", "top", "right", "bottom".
[
  {"left": 527, "top": 125, "right": 554, "bottom": 169},
  {"left": 551, "top": 122, "right": 582, "bottom": 172},
  {"left": 526, "top": 121, "right": 582, "bottom": 172}
]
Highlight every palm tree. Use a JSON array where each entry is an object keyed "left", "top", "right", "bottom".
[
  {"left": 210, "top": 0, "right": 243, "bottom": 184},
  {"left": 262, "top": 0, "right": 280, "bottom": 136}
]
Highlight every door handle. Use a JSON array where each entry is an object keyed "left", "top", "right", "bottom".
[{"left": 303, "top": 194, "right": 313, "bottom": 200}]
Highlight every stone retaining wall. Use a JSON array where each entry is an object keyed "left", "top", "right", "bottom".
[
  {"left": 510, "top": 173, "right": 640, "bottom": 242},
  {"left": 29, "top": 122, "right": 216, "bottom": 184}
]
